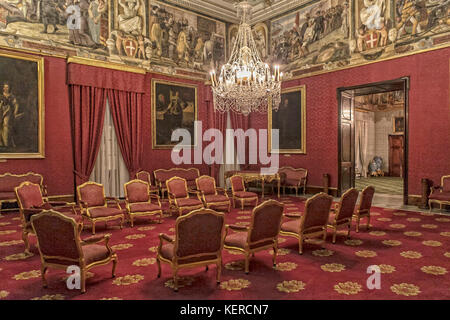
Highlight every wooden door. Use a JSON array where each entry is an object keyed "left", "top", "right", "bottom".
[
  {"left": 389, "top": 135, "right": 404, "bottom": 177},
  {"left": 338, "top": 90, "right": 355, "bottom": 194}
]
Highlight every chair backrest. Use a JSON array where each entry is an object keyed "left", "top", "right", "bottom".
[
  {"left": 196, "top": 175, "right": 217, "bottom": 196},
  {"left": 15, "top": 182, "right": 44, "bottom": 210},
  {"left": 358, "top": 186, "right": 375, "bottom": 212},
  {"left": 230, "top": 175, "right": 245, "bottom": 193},
  {"left": 249, "top": 200, "right": 284, "bottom": 244},
  {"left": 77, "top": 182, "right": 106, "bottom": 207},
  {"left": 174, "top": 208, "right": 225, "bottom": 259},
  {"left": 335, "top": 188, "right": 359, "bottom": 220},
  {"left": 124, "top": 179, "right": 150, "bottom": 204},
  {"left": 301, "top": 193, "right": 333, "bottom": 231},
  {"left": 0, "top": 172, "right": 43, "bottom": 192},
  {"left": 442, "top": 175, "right": 450, "bottom": 193},
  {"left": 136, "top": 171, "right": 152, "bottom": 186},
  {"left": 31, "top": 210, "right": 82, "bottom": 262},
  {"left": 166, "top": 177, "right": 188, "bottom": 199}
]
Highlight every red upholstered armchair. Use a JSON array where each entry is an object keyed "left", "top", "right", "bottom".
[
  {"left": 135, "top": 170, "right": 160, "bottom": 196},
  {"left": 124, "top": 179, "right": 163, "bottom": 227},
  {"left": 327, "top": 188, "right": 359, "bottom": 243},
  {"left": 353, "top": 185, "right": 375, "bottom": 232},
  {"left": 30, "top": 210, "right": 117, "bottom": 293},
  {"left": 280, "top": 192, "right": 333, "bottom": 254},
  {"left": 196, "top": 175, "right": 231, "bottom": 212},
  {"left": 15, "top": 181, "right": 78, "bottom": 253},
  {"left": 429, "top": 175, "right": 450, "bottom": 212},
  {"left": 166, "top": 177, "right": 204, "bottom": 216},
  {"left": 230, "top": 175, "right": 258, "bottom": 210},
  {"left": 156, "top": 208, "right": 225, "bottom": 292},
  {"left": 77, "top": 182, "right": 125, "bottom": 234},
  {"left": 224, "top": 200, "right": 284, "bottom": 274},
  {"left": 276, "top": 167, "right": 307, "bottom": 196}
]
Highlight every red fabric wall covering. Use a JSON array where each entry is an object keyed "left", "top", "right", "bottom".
[
  {"left": 0, "top": 56, "right": 74, "bottom": 196},
  {"left": 250, "top": 47, "right": 450, "bottom": 195}
]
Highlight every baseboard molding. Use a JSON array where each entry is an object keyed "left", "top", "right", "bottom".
[
  {"left": 306, "top": 185, "right": 338, "bottom": 197},
  {"left": 407, "top": 195, "right": 422, "bottom": 207}
]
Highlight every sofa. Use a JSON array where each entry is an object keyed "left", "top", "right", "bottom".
[
  {"left": 154, "top": 168, "right": 200, "bottom": 198},
  {"left": 276, "top": 167, "right": 308, "bottom": 196},
  {"left": 0, "top": 172, "right": 45, "bottom": 211}
]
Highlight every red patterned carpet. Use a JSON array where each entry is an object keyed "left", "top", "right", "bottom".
[{"left": 0, "top": 196, "right": 449, "bottom": 300}]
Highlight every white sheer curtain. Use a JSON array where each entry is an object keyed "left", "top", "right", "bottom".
[
  {"left": 219, "top": 112, "right": 240, "bottom": 187},
  {"left": 90, "top": 99, "right": 129, "bottom": 198},
  {"left": 355, "top": 120, "right": 369, "bottom": 178}
]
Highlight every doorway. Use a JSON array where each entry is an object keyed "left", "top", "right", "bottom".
[{"left": 338, "top": 78, "right": 409, "bottom": 204}]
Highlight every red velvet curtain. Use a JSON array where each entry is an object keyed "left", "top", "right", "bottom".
[
  {"left": 69, "top": 85, "right": 107, "bottom": 187},
  {"left": 107, "top": 89, "right": 143, "bottom": 179},
  {"left": 230, "top": 111, "right": 250, "bottom": 169}
]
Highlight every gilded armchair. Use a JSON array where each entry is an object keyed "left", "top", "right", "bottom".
[
  {"left": 156, "top": 208, "right": 225, "bottom": 291},
  {"left": 124, "top": 179, "right": 163, "bottom": 227},
  {"left": 353, "top": 185, "right": 375, "bottom": 232},
  {"left": 280, "top": 192, "right": 333, "bottom": 254},
  {"left": 224, "top": 200, "right": 284, "bottom": 274},
  {"left": 77, "top": 182, "right": 125, "bottom": 234},
  {"left": 429, "top": 175, "right": 450, "bottom": 212},
  {"left": 327, "top": 188, "right": 359, "bottom": 243},
  {"left": 230, "top": 175, "right": 258, "bottom": 210},
  {"left": 196, "top": 175, "right": 231, "bottom": 212},
  {"left": 31, "top": 210, "right": 117, "bottom": 293},
  {"left": 166, "top": 176, "right": 204, "bottom": 216},
  {"left": 15, "top": 181, "right": 79, "bottom": 253}
]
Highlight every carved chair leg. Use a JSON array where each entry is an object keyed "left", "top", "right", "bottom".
[
  {"left": 130, "top": 216, "right": 134, "bottom": 228},
  {"left": 173, "top": 268, "right": 179, "bottom": 292},
  {"left": 429, "top": 200, "right": 432, "bottom": 212},
  {"left": 367, "top": 215, "right": 370, "bottom": 230},
  {"left": 41, "top": 265, "right": 48, "bottom": 288},
  {"left": 92, "top": 221, "right": 96, "bottom": 235},
  {"left": 156, "top": 257, "right": 161, "bottom": 278},
  {"left": 23, "top": 230, "right": 30, "bottom": 254},
  {"left": 244, "top": 252, "right": 250, "bottom": 274},
  {"left": 216, "top": 260, "right": 221, "bottom": 284},
  {"left": 298, "top": 237, "right": 303, "bottom": 255},
  {"left": 112, "top": 255, "right": 117, "bottom": 278},
  {"left": 120, "top": 217, "right": 124, "bottom": 230},
  {"left": 347, "top": 224, "right": 351, "bottom": 239},
  {"left": 241, "top": 200, "right": 244, "bottom": 210},
  {"left": 80, "top": 268, "right": 86, "bottom": 294},
  {"left": 272, "top": 244, "right": 277, "bottom": 267},
  {"left": 356, "top": 217, "right": 360, "bottom": 233},
  {"left": 159, "top": 211, "right": 163, "bottom": 224},
  {"left": 332, "top": 228, "right": 336, "bottom": 244}
]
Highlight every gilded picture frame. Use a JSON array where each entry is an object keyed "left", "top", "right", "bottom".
[
  {"left": 0, "top": 49, "right": 44, "bottom": 159},
  {"left": 152, "top": 79, "right": 198, "bottom": 149},
  {"left": 393, "top": 116, "right": 404, "bottom": 134},
  {"left": 268, "top": 85, "right": 306, "bottom": 154}
]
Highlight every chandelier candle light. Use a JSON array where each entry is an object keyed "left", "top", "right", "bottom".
[{"left": 210, "top": 1, "right": 282, "bottom": 115}]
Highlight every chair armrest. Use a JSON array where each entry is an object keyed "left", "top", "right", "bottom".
[
  {"left": 226, "top": 224, "right": 249, "bottom": 232},
  {"left": 81, "top": 234, "right": 110, "bottom": 245},
  {"left": 284, "top": 213, "right": 302, "bottom": 219},
  {"left": 79, "top": 200, "right": 89, "bottom": 209},
  {"left": 188, "top": 189, "right": 200, "bottom": 195},
  {"left": 159, "top": 233, "right": 174, "bottom": 243},
  {"left": 216, "top": 187, "right": 228, "bottom": 195}
]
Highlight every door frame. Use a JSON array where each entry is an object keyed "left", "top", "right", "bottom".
[{"left": 337, "top": 77, "right": 409, "bottom": 204}]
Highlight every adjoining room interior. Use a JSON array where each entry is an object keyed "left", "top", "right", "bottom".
[{"left": 1, "top": 0, "right": 450, "bottom": 304}]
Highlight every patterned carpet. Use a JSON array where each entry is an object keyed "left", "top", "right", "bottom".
[
  {"left": 0, "top": 196, "right": 449, "bottom": 300},
  {"left": 356, "top": 177, "right": 404, "bottom": 195}
]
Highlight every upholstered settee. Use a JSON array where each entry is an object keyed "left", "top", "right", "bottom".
[
  {"left": 277, "top": 167, "right": 307, "bottom": 196},
  {"left": 0, "top": 172, "right": 45, "bottom": 210},
  {"left": 154, "top": 168, "right": 200, "bottom": 198}
]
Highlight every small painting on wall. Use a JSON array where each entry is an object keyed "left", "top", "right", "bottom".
[{"left": 393, "top": 116, "right": 404, "bottom": 134}]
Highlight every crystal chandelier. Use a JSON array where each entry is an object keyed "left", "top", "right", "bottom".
[{"left": 210, "top": 1, "right": 282, "bottom": 116}]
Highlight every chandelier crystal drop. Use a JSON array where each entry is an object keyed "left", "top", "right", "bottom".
[{"left": 210, "top": 1, "right": 282, "bottom": 116}]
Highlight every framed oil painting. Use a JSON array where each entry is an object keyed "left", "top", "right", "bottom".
[
  {"left": 393, "top": 116, "right": 404, "bottom": 134},
  {"left": 0, "top": 50, "right": 44, "bottom": 159},
  {"left": 268, "top": 85, "right": 306, "bottom": 154},
  {"left": 152, "top": 79, "right": 197, "bottom": 149}
]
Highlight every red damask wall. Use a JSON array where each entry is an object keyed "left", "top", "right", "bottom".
[
  {"left": 250, "top": 47, "right": 450, "bottom": 195},
  {"left": 1, "top": 47, "right": 449, "bottom": 198}
]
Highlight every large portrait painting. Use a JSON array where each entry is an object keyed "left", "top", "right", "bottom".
[
  {"left": 268, "top": 85, "right": 306, "bottom": 154},
  {"left": 269, "top": 0, "right": 450, "bottom": 79},
  {"left": 0, "top": 50, "right": 44, "bottom": 159},
  {"left": 152, "top": 79, "right": 197, "bottom": 149}
]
